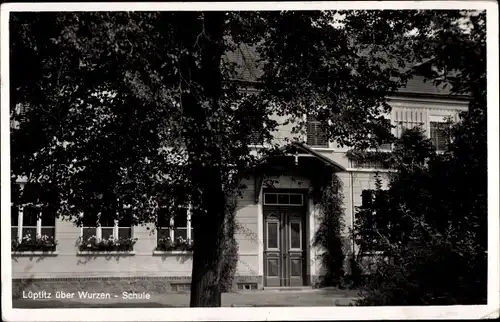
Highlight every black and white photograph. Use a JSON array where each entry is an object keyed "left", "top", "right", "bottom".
[{"left": 1, "top": 1, "right": 498, "bottom": 321}]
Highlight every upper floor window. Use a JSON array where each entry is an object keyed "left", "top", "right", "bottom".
[
  {"left": 394, "top": 110, "right": 426, "bottom": 142},
  {"left": 430, "top": 121, "right": 449, "bottom": 151},
  {"left": 376, "top": 115, "right": 394, "bottom": 151},
  {"left": 306, "top": 116, "right": 328, "bottom": 148}
]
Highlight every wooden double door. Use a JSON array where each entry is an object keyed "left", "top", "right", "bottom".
[{"left": 263, "top": 206, "right": 307, "bottom": 287}]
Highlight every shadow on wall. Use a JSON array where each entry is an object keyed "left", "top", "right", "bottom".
[
  {"left": 157, "top": 253, "right": 192, "bottom": 264},
  {"left": 76, "top": 253, "right": 137, "bottom": 265},
  {"left": 233, "top": 203, "right": 260, "bottom": 278},
  {"left": 74, "top": 238, "right": 140, "bottom": 265},
  {"left": 11, "top": 253, "right": 56, "bottom": 264}
]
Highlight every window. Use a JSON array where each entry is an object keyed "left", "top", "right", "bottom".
[
  {"left": 394, "top": 109, "right": 425, "bottom": 138},
  {"left": 173, "top": 209, "right": 189, "bottom": 240},
  {"left": 289, "top": 221, "right": 302, "bottom": 250},
  {"left": 157, "top": 207, "right": 193, "bottom": 243},
  {"left": 81, "top": 208, "right": 133, "bottom": 241},
  {"left": 430, "top": 121, "right": 449, "bottom": 151},
  {"left": 11, "top": 205, "right": 56, "bottom": 246},
  {"left": 82, "top": 211, "right": 98, "bottom": 240},
  {"left": 249, "top": 131, "right": 264, "bottom": 145},
  {"left": 306, "top": 116, "right": 328, "bottom": 147},
  {"left": 361, "top": 190, "right": 374, "bottom": 208},
  {"left": 266, "top": 221, "right": 279, "bottom": 249},
  {"left": 378, "top": 142, "right": 392, "bottom": 151},
  {"left": 157, "top": 207, "right": 172, "bottom": 240},
  {"left": 22, "top": 207, "right": 38, "bottom": 238},
  {"left": 40, "top": 208, "right": 56, "bottom": 240},
  {"left": 377, "top": 116, "right": 394, "bottom": 151},
  {"left": 118, "top": 209, "right": 133, "bottom": 239},
  {"left": 100, "top": 210, "right": 116, "bottom": 241},
  {"left": 264, "top": 193, "right": 303, "bottom": 206}
]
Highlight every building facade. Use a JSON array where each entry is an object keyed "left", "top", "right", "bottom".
[{"left": 10, "top": 62, "right": 469, "bottom": 293}]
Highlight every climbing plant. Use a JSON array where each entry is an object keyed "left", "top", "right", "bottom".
[
  {"left": 312, "top": 171, "right": 346, "bottom": 287},
  {"left": 219, "top": 198, "right": 239, "bottom": 293}
]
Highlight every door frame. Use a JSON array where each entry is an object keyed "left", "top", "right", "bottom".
[{"left": 262, "top": 188, "right": 309, "bottom": 287}]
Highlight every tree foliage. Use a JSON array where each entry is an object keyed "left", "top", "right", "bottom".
[
  {"left": 352, "top": 10, "right": 487, "bottom": 305},
  {"left": 313, "top": 173, "right": 346, "bottom": 287},
  {"left": 9, "top": 10, "right": 480, "bottom": 306}
]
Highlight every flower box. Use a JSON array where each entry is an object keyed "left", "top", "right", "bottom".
[
  {"left": 156, "top": 236, "right": 194, "bottom": 252},
  {"left": 77, "top": 250, "right": 136, "bottom": 256},
  {"left": 78, "top": 235, "right": 138, "bottom": 252},
  {"left": 11, "top": 234, "right": 58, "bottom": 252}
]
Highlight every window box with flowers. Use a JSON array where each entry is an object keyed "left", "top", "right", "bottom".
[
  {"left": 11, "top": 234, "right": 59, "bottom": 256},
  {"left": 79, "top": 235, "right": 138, "bottom": 251},
  {"left": 78, "top": 208, "right": 137, "bottom": 255},
  {"left": 11, "top": 203, "right": 58, "bottom": 256},
  {"left": 154, "top": 236, "right": 194, "bottom": 255},
  {"left": 154, "top": 206, "right": 194, "bottom": 255},
  {"left": 77, "top": 235, "right": 138, "bottom": 255}
]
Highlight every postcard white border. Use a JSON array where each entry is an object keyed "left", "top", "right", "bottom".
[{"left": 1, "top": 1, "right": 499, "bottom": 321}]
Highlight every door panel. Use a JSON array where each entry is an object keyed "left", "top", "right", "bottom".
[
  {"left": 287, "top": 214, "right": 304, "bottom": 286},
  {"left": 264, "top": 213, "right": 281, "bottom": 287},
  {"left": 264, "top": 206, "right": 306, "bottom": 287}
]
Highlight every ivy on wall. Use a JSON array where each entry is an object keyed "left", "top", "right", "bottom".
[
  {"left": 312, "top": 170, "right": 347, "bottom": 287},
  {"left": 220, "top": 198, "right": 239, "bottom": 292}
]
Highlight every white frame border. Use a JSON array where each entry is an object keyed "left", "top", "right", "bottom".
[{"left": 1, "top": 1, "right": 498, "bottom": 321}]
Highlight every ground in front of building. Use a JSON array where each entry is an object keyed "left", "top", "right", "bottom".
[{"left": 13, "top": 288, "right": 359, "bottom": 308}]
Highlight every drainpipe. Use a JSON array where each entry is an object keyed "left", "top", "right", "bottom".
[{"left": 350, "top": 169, "right": 355, "bottom": 274}]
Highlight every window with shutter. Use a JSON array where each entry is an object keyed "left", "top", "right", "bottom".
[
  {"left": 430, "top": 122, "right": 448, "bottom": 151},
  {"left": 306, "top": 117, "right": 328, "bottom": 147}
]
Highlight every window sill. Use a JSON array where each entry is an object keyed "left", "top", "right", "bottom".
[
  {"left": 12, "top": 251, "right": 59, "bottom": 257},
  {"left": 77, "top": 250, "right": 136, "bottom": 256},
  {"left": 153, "top": 250, "right": 193, "bottom": 256}
]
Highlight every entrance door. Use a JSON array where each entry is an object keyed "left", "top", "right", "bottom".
[{"left": 263, "top": 206, "right": 306, "bottom": 287}]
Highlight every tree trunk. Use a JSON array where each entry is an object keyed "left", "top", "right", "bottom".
[
  {"left": 189, "top": 164, "right": 226, "bottom": 307},
  {"left": 175, "top": 12, "right": 227, "bottom": 307}
]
